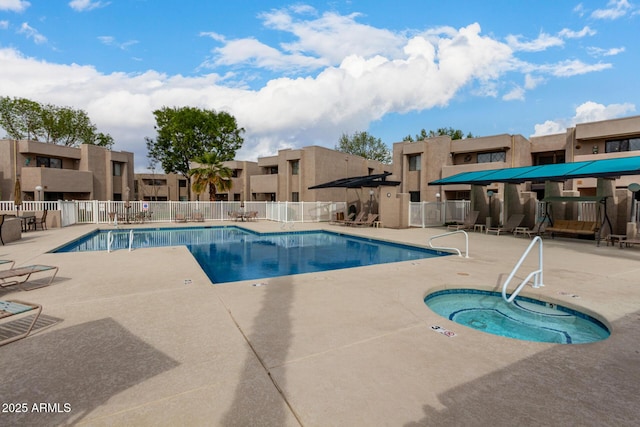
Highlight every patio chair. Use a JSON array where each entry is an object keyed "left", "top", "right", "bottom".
[
  {"left": 486, "top": 214, "right": 525, "bottom": 236},
  {"left": 0, "top": 265, "right": 59, "bottom": 291},
  {"left": 343, "top": 211, "right": 366, "bottom": 226},
  {"left": 175, "top": 213, "right": 187, "bottom": 223},
  {"left": 447, "top": 211, "right": 479, "bottom": 231},
  {"left": 350, "top": 213, "right": 378, "bottom": 227},
  {"left": 0, "top": 300, "right": 42, "bottom": 346},
  {"left": 35, "top": 209, "right": 48, "bottom": 230}
]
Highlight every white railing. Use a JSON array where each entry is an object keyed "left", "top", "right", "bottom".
[
  {"left": 501, "top": 236, "right": 544, "bottom": 303},
  {"left": 427, "top": 230, "right": 469, "bottom": 258},
  {"left": 55, "top": 200, "right": 347, "bottom": 226},
  {"left": 409, "top": 200, "right": 471, "bottom": 227}
]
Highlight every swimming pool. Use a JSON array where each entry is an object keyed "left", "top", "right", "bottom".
[
  {"left": 54, "top": 226, "right": 449, "bottom": 283},
  {"left": 424, "top": 289, "right": 610, "bottom": 344}
]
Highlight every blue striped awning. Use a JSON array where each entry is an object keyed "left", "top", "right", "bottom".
[{"left": 428, "top": 156, "right": 640, "bottom": 186}]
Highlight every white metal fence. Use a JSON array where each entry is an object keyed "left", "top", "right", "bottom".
[
  {"left": 3, "top": 200, "right": 347, "bottom": 226},
  {"left": 3, "top": 199, "right": 638, "bottom": 227},
  {"left": 409, "top": 200, "right": 471, "bottom": 227}
]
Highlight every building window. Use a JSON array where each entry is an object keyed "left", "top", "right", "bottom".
[
  {"left": 142, "top": 179, "right": 167, "bottom": 186},
  {"left": 409, "top": 191, "right": 420, "bottom": 202},
  {"left": 113, "top": 162, "right": 122, "bottom": 176},
  {"left": 265, "top": 166, "right": 278, "bottom": 174},
  {"left": 605, "top": 138, "right": 640, "bottom": 153},
  {"left": 178, "top": 180, "right": 187, "bottom": 188},
  {"left": 292, "top": 192, "right": 299, "bottom": 202},
  {"left": 291, "top": 160, "right": 299, "bottom": 175},
  {"left": 36, "top": 156, "right": 62, "bottom": 168},
  {"left": 534, "top": 152, "right": 565, "bottom": 166},
  {"left": 477, "top": 151, "right": 506, "bottom": 163},
  {"left": 232, "top": 169, "right": 240, "bottom": 178},
  {"left": 408, "top": 155, "right": 421, "bottom": 171}
]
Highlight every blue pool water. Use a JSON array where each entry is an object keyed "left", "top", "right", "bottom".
[
  {"left": 424, "top": 289, "right": 610, "bottom": 344},
  {"left": 54, "top": 226, "right": 449, "bottom": 283}
]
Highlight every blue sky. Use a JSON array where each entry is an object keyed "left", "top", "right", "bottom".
[{"left": 1, "top": 0, "right": 638, "bottom": 170}]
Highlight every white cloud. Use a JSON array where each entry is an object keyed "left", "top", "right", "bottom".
[
  {"left": 558, "top": 26, "right": 596, "bottom": 38},
  {"left": 98, "top": 36, "right": 139, "bottom": 50},
  {"left": 0, "top": 0, "right": 30, "bottom": 12},
  {"left": 532, "top": 101, "right": 636, "bottom": 136},
  {"left": 587, "top": 46, "right": 625, "bottom": 57},
  {"left": 535, "top": 59, "right": 612, "bottom": 77},
  {"left": 18, "top": 22, "right": 46, "bottom": 44},
  {"left": 0, "top": 20, "right": 9, "bottom": 30},
  {"left": 502, "top": 86, "right": 525, "bottom": 101},
  {"left": 69, "top": 0, "right": 108, "bottom": 12},
  {"left": 524, "top": 74, "right": 545, "bottom": 90},
  {"left": 591, "top": 0, "right": 632, "bottom": 19},
  {"left": 203, "top": 7, "right": 405, "bottom": 72},
  {"left": 506, "top": 32, "right": 564, "bottom": 52},
  {"left": 0, "top": 8, "right": 626, "bottom": 169}
]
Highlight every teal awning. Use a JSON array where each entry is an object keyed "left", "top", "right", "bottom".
[{"left": 428, "top": 156, "right": 640, "bottom": 186}]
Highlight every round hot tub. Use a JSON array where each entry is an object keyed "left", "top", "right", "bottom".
[{"left": 424, "top": 289, "right": 610, "bottom": 344}]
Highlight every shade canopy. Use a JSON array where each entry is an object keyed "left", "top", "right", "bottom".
[
  {"left": 309, "top": 172, "right": 401, "bottom": 189},
  {"left": 428, "top": 156, "right": 640, "bottom": 186}
]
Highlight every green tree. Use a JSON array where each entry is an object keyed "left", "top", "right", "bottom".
[
  {"left": 189, "top": 152, "right": 233, "bottom": 201},
  {"left": 335, "top": 131, "right": 391, "bottom": 164},
  {"left": 145, "top": 106, "right": 244, "bottom": 199},
  {"left": 403, "top": 127, "right": 474, "bottom": 142},
  {"left": 0, "top": 96, "right": 114, "bottom": 148}
]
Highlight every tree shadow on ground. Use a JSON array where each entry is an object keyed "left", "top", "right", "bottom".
[
  {"left": 220, "top": 275, "right": 298, "bottom": 426},
  {"left": 0, "top": 317, "right": 179, "bottom": 426}
]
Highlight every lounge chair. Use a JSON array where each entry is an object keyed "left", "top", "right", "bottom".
[
  {"left": 0, "top": 300, "right": 42, "bottom": 346},
  {"left": 343, "top": 211, "right": 366, "bottom": 226},
  {"left": 350, "top": 213, "right": 378, "bottom": 227},
  {"left": 486, "top": 214, "right": 525, "bottom": 236},
  {"left": 0, "top": 260, "right": 15, "bottom": 270},
  {"left": 447, "top": 211, "right": 479, "bottom": 231},
  {"left": 333, "top": 212, "right": 355, "bottom": 225},
  {"left": 175, "top": 213, "right": 187, "bottom": 223},
  {"left": 0, "top": 214, "right": 5, "bottom": 245},
  {"left": 192, "top": 211, "right": 204, "bottom": 222},
  {"left": 0, "top": 265, "right": 59, "bottom": 291},
  {"left": 513, "top": 220, "right": 548, "bottom": 238}
]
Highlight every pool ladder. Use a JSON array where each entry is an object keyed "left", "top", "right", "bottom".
[
  {"left": 107, "top": 230, "right": 134, "bottom": 253},
  {"left": 502, "top": 236, "right": 544, "bottom": 303},
  {"left": 428, "top": 230, "right": 469, "bottom": 258}
]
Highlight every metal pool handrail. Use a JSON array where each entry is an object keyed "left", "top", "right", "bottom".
[
  {"left": 502, "top": 236, "right": 544, "bottom": 303},
  {"left": 428, "top": 230, "right": 469, "bottom": 258},
  {"left": 106, "top": 229, "right": 134, "bottom": 252}
]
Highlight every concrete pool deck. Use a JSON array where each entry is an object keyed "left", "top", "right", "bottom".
[{"left": 1, "top": 221, "right": 639, "bottom": 426}]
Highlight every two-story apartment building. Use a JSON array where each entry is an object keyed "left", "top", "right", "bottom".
[
  {"left": 248, "top": 146, "right": 390, "bottom": 203},
  {"left": 392, "top": 115, "right": 640, "bottom": 203},
  {"left": 0, "top": 139, "right": 134, "bottom": 202}
]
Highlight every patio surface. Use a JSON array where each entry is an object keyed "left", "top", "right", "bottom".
[{"left": 1, "top": 221, "right": 639, "bottom": 426}]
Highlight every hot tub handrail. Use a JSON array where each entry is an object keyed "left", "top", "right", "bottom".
[
  {"left": 502, "top": 235, "right": 544, "bottom": 303},
  {"left": 428, "top": 230, "right": 469, "bottom": 258}
]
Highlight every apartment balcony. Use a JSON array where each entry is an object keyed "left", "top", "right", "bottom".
[
  {"left": 250, "top": 174, "right": 278, "bottom": 193},
  {"left": 21, "top": 167, "right": 93, "bottom": 193}
]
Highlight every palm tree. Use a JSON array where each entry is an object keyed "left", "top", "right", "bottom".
[{"left": 189, "top": 152, "right": 233, "bottom": 201}]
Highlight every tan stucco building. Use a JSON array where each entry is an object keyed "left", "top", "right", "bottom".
[{"left": 0, "top": 139, "right": 134, "bottom": 202}]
